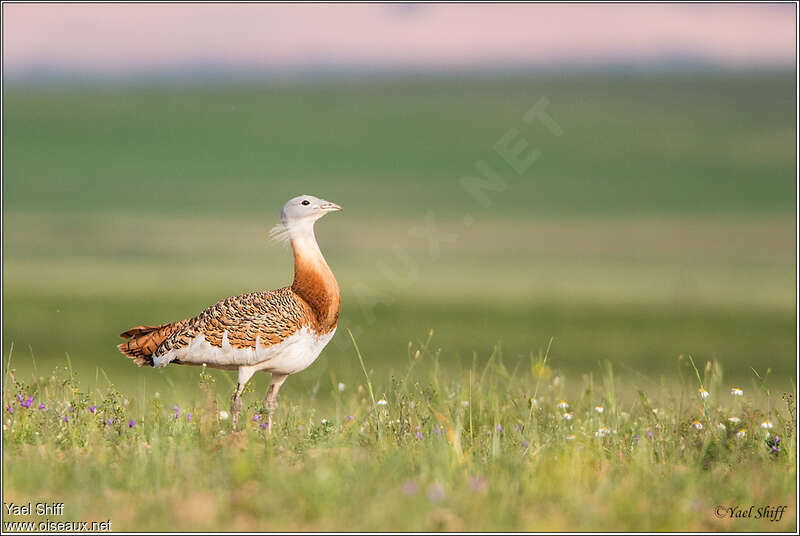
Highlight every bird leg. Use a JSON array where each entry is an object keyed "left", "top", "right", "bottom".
[
  {"left": 264, "top": 373, "right": 288, "bottom": 434},
  {"left": 231, "top": 366, "right": 256, "bottom": 430},
  {"left": 230, "top": 383, "right": 245, "bottom": 429}
]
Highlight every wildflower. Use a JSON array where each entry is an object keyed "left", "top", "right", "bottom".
[
  {"left": 594, "top": 405, "right": 604, "bottom": 414},
  {"left": 717, "top": 423, "right": 726, "bottom": 430},
  {"left": 563, "top": 412, "right": 574, "bottom": 421},
  {"left": 416, "top": 431, "right": 423, "bottom": 440},
  {"left": 469, "top": 476, "right": 488, "bottom": 493},
  {"left": 377, "top": 398, "right": 388, "bottom": 406},
  {"left": 771, "top": 445, "right": 778, "bottom": 453},
  {"left": 128, "top": 420, "right": 135, "bottom": 428},
  {"left": 760, "top": 420, "right": 773, "bottom": 430},
  {"left": 63, "top": 415, "right": 69, "bottom": 423},
  {"left": 219, "top": 410, "right": 230, "bottom": 420},
  {"left": 496, "top": 424, "right": 503, "bottom": 432},
  {"left": 728, "top": 417, "right": 741, "bottom": 424},
  {"left": 692, "top": 420, "right": 703, "bottom": 430},
  {"left": 557, "top": 400, "right": 569, "bottom": 409},
  {"left": 427, "top": 483, "right": 445, "bottom": 503},
  {"left": 202, "top": 363, "right": 207, "bottom": 368},
  {"left": 698, "top": 388, "right": 709, "bottom": 399},
  {"left": 106, "top": 419, "right": 114, "bottom": 426},
  {"left": 320, "top": 418, "right": 328, "bottom": 424},
  {"left": 338, "top": 382, "right": 346, "bottom": 392},
  {"left": 646, "top": 430, "right": 654, "bottom": 437},
  {"left": 652, "top": 408, "right": 659, "bottom": 414},
  {"left": 515, "top": 424, "right": 521, "bottom": 432},
  {"left": 595, "top": 426, "right": 610, "bottom": 437},
  {"left": 16, "top": 394, "right": 23, "bottom": 402},
  {"left": 21, "top": 397, "right": 34, "bottom": 409},
  {"left": 89, "top": 405, "right": 97, "bottom": 414},
  {"left": 347, "top": 415, "right": 354, "bottom": 422},
  {"left": 7, "top": 406, "right": 14, "bottom": 415},
  {"left": 774, "top": 435, "right": 780, "bottom": 444},
  {"left": 522, "top": 440, "right": 529, "bottom": 448},
  {"left": 253, "top": 414, "right": 260, "bottom": 422},
  {"left": 433, "top": 426, "right": 440, "bottom": 436},
  {"left": 736, "top": 429, "right": 746, "bottom": 439},
  {"left": 731, "top": 387, "right": 743, "bottom": 396},
  {"left": 401, "top": 480, "right": 419, "bottom": 496},
  {"left": 38, "top": 403, "right": 46, "bottom": 410},
  {"left": 566, "top": 434, "right": 576, "bottom": 441},
  {"left": 186, "top": 413, "right": 193, "bottom": 422},
  {"left": 260, "top": 422, "right": 268, "bottom": 430}
]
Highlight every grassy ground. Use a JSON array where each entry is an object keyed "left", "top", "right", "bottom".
[
  {"left": 2, "top": 72, "right": 797, "bottom": 530},
  {"left": 2, "top": 346, "right": 796, "bottom": 531}
]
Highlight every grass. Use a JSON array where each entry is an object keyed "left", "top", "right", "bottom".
[
  {"left": 2, "top": 338, "right": 796, "bottom": 531},
  {"left": 2, "top": 72, "right": 797, "bottom": 530}
]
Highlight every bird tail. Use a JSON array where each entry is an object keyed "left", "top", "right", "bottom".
[{"left": 117, "top": 321, "right": 185, "bottom": 367}]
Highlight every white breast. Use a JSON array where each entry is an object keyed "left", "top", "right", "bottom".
[{"left": 154, "top": 326, "right": 336, "bottom": 375}]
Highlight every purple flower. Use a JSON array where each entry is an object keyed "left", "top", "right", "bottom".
[
  {"left": 772, "top": 445, "right": 779, "bottom": 452},
  {"left": 21, "top": 397, "right": 34, "bottom": 409},
  {"left": 253, "top": 414, "right": 260, "bottom": 422},
  {"left": 172, "top": 405, "right": 180, "bottom": 417},
  {"left": 647, "top": 430, "right": 654, "bottom": 438},
  {"left": 7, "top": 405, "right": 14, "bottom": 415},
  {"left": 38, "top": 403, "right": 46, "bottom": 410},
  {"left": 128, "top": 420, "right": 135, "bottom": 428},
  {"left": 62, "top": 415, "right": 69, "bottom": 423},
  {"left": 89, "top": 405, "right": 97, "bottom": 414},
  {"left": 16, "top": 393, "right": 23, "bottom": 402},
  {"left": 427, "top": 483, "right": 446, "bottom": 503},
  {"left": 401, "top": 480, "right": 419, "bottom": 496},
  {"left": 347, "top": 415, "right": 354, "bottom": 422},
  {"left": 106, "top": 418, "right": 114, "bottom": 426},
  {"left": 774, "top": 436, "right": 780, "bottom": 444},
  {"left": 496, "top": 424, "right": 503, "bottom": 433},
  {"left": 433, "top": 426, "right": 440, "bottom": 436},
  {"left": 416, "top": 431, "right": 423, "bottom": 440},
  {"left": 522, "top": 440, "right": 529, "bottom": 448},
  {"left": 260, "top": 422, "right": 268, "bottom": 430},
  {"left": 186, "top": 413, "right": 193, "bottom": 422},
  {"left": 515, "top": 424, "right": 521, "bottom": 432}
]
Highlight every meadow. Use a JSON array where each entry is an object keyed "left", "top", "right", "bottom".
[{"left": 2, "top": 71, "right": 797, "bottom": 530}]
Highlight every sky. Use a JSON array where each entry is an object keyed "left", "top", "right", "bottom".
[{"left": 2, "top": 3, "right": 796, "bottom": 77}]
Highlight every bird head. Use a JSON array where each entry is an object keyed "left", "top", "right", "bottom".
[
  {"left": 281, "top": 195, "right": 342, "bottom": 225},
  {"left": 271, "top": 195, "right": 342, "bottom": 243}
]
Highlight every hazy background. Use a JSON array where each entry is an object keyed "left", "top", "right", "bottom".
[{"left": 2, "top": 3, "right": 796, "bottom": 400}]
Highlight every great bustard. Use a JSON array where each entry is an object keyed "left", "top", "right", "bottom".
[{"left": 117, "top": 195, "right": 342, "bottom": 430}]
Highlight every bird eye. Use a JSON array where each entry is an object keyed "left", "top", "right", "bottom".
[{"left": 301, "top": 200, "right": 310, "bottom": 206}]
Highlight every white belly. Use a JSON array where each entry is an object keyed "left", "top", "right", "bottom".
[{"left": 154, "top": 326, "right": 336, "bottom": 375}]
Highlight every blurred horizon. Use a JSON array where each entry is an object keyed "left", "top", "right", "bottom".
[{"left": 2, "top": 3, "right": 796, "bottom": 82}]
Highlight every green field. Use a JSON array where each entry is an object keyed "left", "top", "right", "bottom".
[{"left": 2, "top": 72, "right": 797, "bottom": 531}]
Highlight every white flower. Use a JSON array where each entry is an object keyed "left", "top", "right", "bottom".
[
  {"left": 2, "top": 425, "right": 6, "bottom": 431},
  {"left": 557, "top": 400, "right": 569, "bottom": 409},
  {"left": 594, "top": 406, "right": 604, "bottom": 414},
  {"left": 760, "top": 420, "right": 773, "bottom": 430},
  {"left": 698, "top": 388, "right": 709, "bottom": 399},
  {"left": 337, "top": 382, "right": 346, "bottom": 392},
  {"left": 595, "top": 426, "right": 610, "bottom": 437},
  {"left": 692, "top": 420, "right": 703, "bottom": 430},
  {"left": 563, "top": 412, "right": 574, "bottom": 421},
  {"left": 566, "top": 434, "right": 576, "bottom": 441},
  {"left": 728, "top": 417, "right": 741, "bottom": 424},
  {"left": 717, "top": 423, "right": 726, "bottom": 430},
  {"left": 377, "top": 398, "right": 388, "bottom": 406},
  {"left": 202, "top": 363, "right": 207, "bottom": 367},
  {"left": 154, "top": 392, "right": 161, "bottom": 398},
  {"left": 736, "top": 429, "right": 746, "bottom": 439},
  {"left": 320, "top": 418, "right": 328, "bottom": 424},
  {"left": 218, "top": 410, "right": 229, "bottom": 420},
  {"left": 652, "top": 408, "right": 659, "bottom": 415},
  {"left": 731, "top": 387, "right": 743, "bottom": 396}
]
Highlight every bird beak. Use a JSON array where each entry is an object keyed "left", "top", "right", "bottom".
[{"left": 320, "top": 201, "right": 342, "bottom": 212}]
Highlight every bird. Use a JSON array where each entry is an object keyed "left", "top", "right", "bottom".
[{"left": 117, "top": 195, "right": 342, "bottom": 431}]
